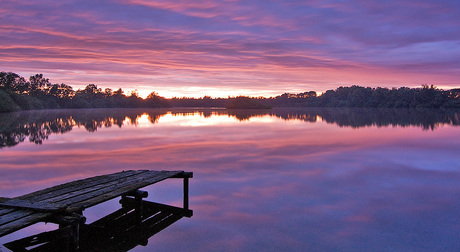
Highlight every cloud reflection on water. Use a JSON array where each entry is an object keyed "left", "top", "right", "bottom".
[{"left": 1, "top": 108, "right": 460, "bottom": 251}]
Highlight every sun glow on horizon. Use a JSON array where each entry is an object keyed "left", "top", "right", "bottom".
[{"left": 158, "top": 112, "right": 237, "bottom": 126}]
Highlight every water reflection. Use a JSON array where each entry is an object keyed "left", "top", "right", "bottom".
[
  {"left": 1, "top": 108, "right": 460, "bottom": 251},
  {"left": 1, "top": 108, "right": 459, "bottom": 148}
]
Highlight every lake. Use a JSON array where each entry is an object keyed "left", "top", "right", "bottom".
[{"left": 1, "top": 108, "right": 460, "bottom": 251}]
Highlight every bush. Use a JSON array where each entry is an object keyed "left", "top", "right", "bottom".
[
  {"left": 226, "top": 96, "right": 272, "bottom": 109},
  {"left": 9, "top": 93, "right": 46, "bottom": 110},
  {"left": 0, "top": 90, "right": 20, "bottom": 112},
  {"left": 68, "top": 98, "right": 91, "bottom": 108}
]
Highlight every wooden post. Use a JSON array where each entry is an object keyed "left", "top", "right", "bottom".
[
  {"left": 122, "top": 190, "right": 148, "bottom": 224},
  {"left": 135, "top": 193, "right": 143, "bottom": 224},
  {"left": 183, "top": 176, "right": 189, "bottom": 210},
  {"left": 179, "top": 172, "right": 193, "bottom": 217},
  {"left": 54, "top": 214, "right": 86, "bottom": 252}
]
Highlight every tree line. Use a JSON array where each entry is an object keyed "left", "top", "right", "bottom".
[
  {"left": 0, "top": 72, "right": 170, "bottom": 113},
  {"left": 1, "top": 71, "right": 460, "bottom": 113},
  {"left": 165, "top": 85, "right": 460, "bottom": 108}
]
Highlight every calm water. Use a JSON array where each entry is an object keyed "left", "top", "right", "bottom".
[{"left": 1, "top": 108, "right": 460, "bottom": 251}]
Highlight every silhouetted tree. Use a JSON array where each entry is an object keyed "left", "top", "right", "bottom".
[
  {"left": 145, "top": 92, "right": 171, "bottom": 108},
  {"left": 1, "top": 71, "right": 460, "bottom": 112},
  {"left": 226, "top": 96, "right": 272, "bottom": 109},
  {"left": 0, "top": 72, "right": 20, "bottom": 90},
  {"left": 29, "top": 74, "right": 50, "bottom": 96}
]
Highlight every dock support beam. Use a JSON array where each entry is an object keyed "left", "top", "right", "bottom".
[
  {"left": 122, "top": 190, "right": 148, "bottom": 224},
  {"left": 171, "top": 171, "right": 193, "bottom": 217},
  {"left": 181, "top": 172, "right": 193, "bottom": 217},
  {"left": 52, "top": 213, "right": 86, "bottom": 252},
  {"left": 184, "top": 176, "right": 189, "bottom": 210}
]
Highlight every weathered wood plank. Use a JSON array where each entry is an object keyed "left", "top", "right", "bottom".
[
  {"left": 0, "top": 208, "right": 16, "bottom": 217},
  {"left": 1, "top": 170, "right": 185, "bottom": 238},
  {"left": 0, "top": 211, "right": 51, "bottom": 237},
  {"left": 20, "top": 170, "right": 177, "bottom": 214},
  {"left": 1, "top": 171, "right": 173, "bottom": 223},
  {"left": 18, "top": 170, "right": 146, "bottom": 202},
  {"left": 0, "top": 209, "right": 35, "bottom": 225},
  {"left": 61, "top": 171, "right": 183, "bottom": 210},
  {"left": 0, "top": 170, "right": 151, "bottom": 221},
  {"left": 172, "top": 171, "right": 193, "bottom": 178},
  {"left": 0, "top": 170, "right": 186, "bottom": 237},
  {"left": 0, "top": 199, "right": 66, "bottom": 212},
  {"left": 29, "top": 171, "right": 153, "bottom": 207},
  {"left": 1, "top": 171, "right": 150, "bottom": 230},
  {"left": 0, "top": 198, "right": 17, "bottom": 217}
]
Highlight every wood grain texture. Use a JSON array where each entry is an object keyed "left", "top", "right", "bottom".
[{"left": 0, "top": 170, "right": 185, "bottom": 237}]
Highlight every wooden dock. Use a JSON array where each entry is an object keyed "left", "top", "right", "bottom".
[{"left": 0, "top": 170, "right": 192, "bottom": 251}]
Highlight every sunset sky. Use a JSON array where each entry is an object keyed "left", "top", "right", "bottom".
[{"left": 1, "top": 0, "right": 460, "bottom": 98}]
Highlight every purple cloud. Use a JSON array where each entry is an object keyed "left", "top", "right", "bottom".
[{"left": 1, "top": 0, "right": 459, "bottom": 97}]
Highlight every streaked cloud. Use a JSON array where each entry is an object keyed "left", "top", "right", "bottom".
[{"left": 1, "top": 0, "right": 459, "bottom": 97}]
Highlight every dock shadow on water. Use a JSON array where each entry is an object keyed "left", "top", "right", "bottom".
[{"left": 4, "top": 200, "right": 190, "bottom": 252}]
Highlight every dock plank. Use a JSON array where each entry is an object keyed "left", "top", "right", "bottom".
[
  {"left": 0, "top": 209, "right": 35, "bottom": 225},
  {"left": 28, "top": 170, "right": 152, "bottom": 205},
  {"left": 52, "top": 170, "right": 182, "bottom": 209},
  {"left": 0, "top": 211, "right": 50, "bottom": 237},
  {"left": 1, "top": 171, "right": 150, "bottom": 231},
  {"left": 18, "top": 170, "right": 146, "bottom": 202},
  {"left": 0, "top": 170, "right": 187, "bottom": 238},
  {"left": 0, "top": 198, "right": 65, "bottom": 212},
  {"left": 37, "top": 170, "right": 181, "bottom": 209},
  {"left": 70, "top": 170, "right": 182, "bottom": 209},
  {"left": 0, "top": 172, "right": 152, "bottom": 233}
]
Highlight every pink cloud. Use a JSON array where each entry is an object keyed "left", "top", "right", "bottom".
[
  {"left": 1, "top": 0, "right": 460, "bottom": 97},
  {"left": 122, "top": 0, "right": 222, "bottom": 18}
]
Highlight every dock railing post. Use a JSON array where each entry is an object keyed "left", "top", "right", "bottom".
[
  {"left": 135, "top": 192, "right": 143, "bottom": 224},
  {"left": 184, "top": 176, "right": 189, "bottom": 210},
  {"left": 181, "top": 172, "right": 193, "bottom": 217},
  {"left": 53, "top": 213, "right": 86, "bottom": 252},
  {"left": 122, "top": 190, "right": 148, "bottom": 225}
]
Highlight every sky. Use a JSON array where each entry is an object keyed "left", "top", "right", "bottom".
[{"left": 1, "top": 0, "right": 460, "bottom": 98}]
